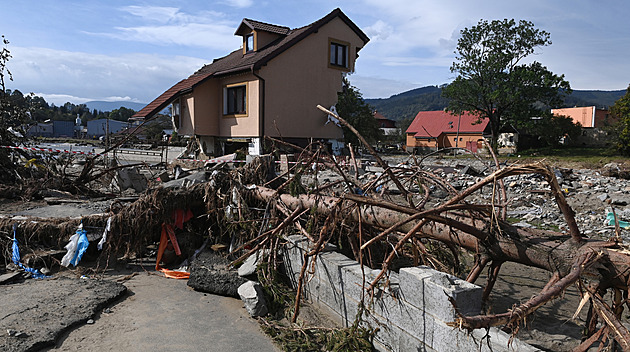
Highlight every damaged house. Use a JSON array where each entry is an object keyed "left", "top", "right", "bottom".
[{"left": 133, "top": 8, "right": 369, "bottom": 158}]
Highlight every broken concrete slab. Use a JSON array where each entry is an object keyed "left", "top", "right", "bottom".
[
  {"left": 238, "top": 281, "right": 268, "bottom": 317},
  {"left": 115, "top": 166, "right": 148, "bottom": 192},
  {"left": 0, "top": 276, "right": 126, "bottom": 352},
  {"left": 187, "top": 251, "right": 247, "bottom": 297},
  {"left": 0, "top": 272, "right": 21, "bottom": 284}
]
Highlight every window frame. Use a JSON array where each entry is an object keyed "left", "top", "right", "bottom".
[
  {"left": 223, "top": 83, "right": 248, "bottom": 117},
  {"left": 245, "top": 33, "right": 255, "bottom": 53},
  {"left": 328, "top": 38, "right": 350, "bottom": 70}
]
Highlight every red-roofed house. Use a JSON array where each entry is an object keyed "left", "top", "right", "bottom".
[
  {"left": 133, "top": 8, "right": 369, "bottom": 157},
  {"left": 373, "top": 111, "right": 398, "bottom": 136},
  {"left": 405, "top": 110, "right": 490, "bottom": 153}
]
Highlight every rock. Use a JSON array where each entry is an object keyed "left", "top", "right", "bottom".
[
  {"left": 237, "top": 281, "right": 268, "bottom": 317},
  {"left": 238, "top": 250, "right": 267, "bottom": 277},
  {"left": 86, "top": 319, "right": 94, "bottom": 324},
  {"left": 187, "top": 250, "right": 247, "bottom": 297},
  {"left": 597, "top": 194, "right": 609, "bottom": 202}
]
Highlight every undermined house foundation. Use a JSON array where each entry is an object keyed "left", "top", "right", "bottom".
[{"left": 283, "top": 235, "right": 538, "bottom": 351}]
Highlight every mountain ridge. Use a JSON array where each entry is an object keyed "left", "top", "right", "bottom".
[
  {"left": 365, "top": 87, "right": 626, "bottom": 121},
  {"left": 83, "top": 100, "right": 147, "bottom": 112}
]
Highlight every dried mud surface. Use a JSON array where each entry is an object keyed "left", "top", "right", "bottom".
[{"left": 0, "top": 275, "right": 126, "bottom": 352}]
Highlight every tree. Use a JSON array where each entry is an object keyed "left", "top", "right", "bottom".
[
  {"left": 336, "top": 78, "right": 381, "bottom": 146},
  {"left": 521, "top": 111, "right": 582, "bottom": 148},
  {"left": 0, "top": 35, "right": 30, "bottom": 182},
  {"left": 611, "top": 85, "right": 630, "bottom": 155},
  {"left": 442, "top": 19, "right": 572, "bottom": 150},
  {"left": 108, "top": 107, "right": 136, "bottom": 122}
]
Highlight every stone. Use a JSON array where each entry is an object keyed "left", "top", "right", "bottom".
[
  {"left": 86, "top": 319, "right": 94, "bottom": 324},
  {"left": 238, "top": 250, "right": 267, "bottom": 277},
  {"left": 237, "top": 281, "right": 268, "bottom": 317},
  {"left": 598, "top": 194, "right": 609, "bottom": 202}
]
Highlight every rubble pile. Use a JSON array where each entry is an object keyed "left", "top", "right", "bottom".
[{"left": 4, "top": 137, "right": 630, "bottom": 351}]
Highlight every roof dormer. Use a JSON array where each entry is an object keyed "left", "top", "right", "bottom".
[{"left": 235, "top": 19, "right": 290, "bottom": 55}]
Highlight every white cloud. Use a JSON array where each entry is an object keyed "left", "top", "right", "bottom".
[
  {"left": 8, "top": 46, "right": 207, "bottom": 104},
  {"left": 364, "top": 20, "right": 393, "bottom": 41},
  {"left": 221, "top": 0, "right": 254, "bottom": 8},
  {"left": 84, "top": 6, "right": 240, "bottom": 51},
  {"left": 34, "top": 93, "right": 92, "bottom": 106}
]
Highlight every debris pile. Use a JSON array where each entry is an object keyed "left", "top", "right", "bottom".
[{"left": 3, "top": 120, "right": 630, "bottom": 350}]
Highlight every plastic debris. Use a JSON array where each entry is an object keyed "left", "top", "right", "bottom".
[
  {"left": 606, "top": 212, "right": 630, "bottom": 229},
  {"left": 61, "top": 223, "right": 90, "bottom": 267},
  {"left": 98, "top": 217, "right": 112, "bottom": 250},
  {"left": 11, "top": 224, "right": 50, "bottom": 279}
]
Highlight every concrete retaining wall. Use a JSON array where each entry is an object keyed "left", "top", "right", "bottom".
[{"left": 282, "top": 235, "right": 539, "bottom": 351}]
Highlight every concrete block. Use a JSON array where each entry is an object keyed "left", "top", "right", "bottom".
[
  {"left": 281, "top": 236, "right": 536, "bottom": 351},
  {"left": 399, "top": 266, "right": 482, "bottom": 322}
]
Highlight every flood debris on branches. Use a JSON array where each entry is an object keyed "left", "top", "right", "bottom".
[{"left": 3, "top": 112, "right": 630, "bottom": 351}]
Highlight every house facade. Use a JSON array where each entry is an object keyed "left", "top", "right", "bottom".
[
  {"left": 405, "top": 110, "right": 490, "bottom": 153},
  {"left": 374, "top": 111, "right": 398, "bottom": 136},
  {"left": 551, "top": 106, "right": 616, "bottom": 146},
  {"left": 133, "top": 8, "right": 369, "bottom": 157}
]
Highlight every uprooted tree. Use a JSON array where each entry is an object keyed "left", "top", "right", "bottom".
[{"left": 3, "top": 106, "right": 630, "bottom": 350}]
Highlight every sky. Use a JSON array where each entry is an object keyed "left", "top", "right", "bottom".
[{"left": 1, "top": 0, "right": 629, "bottom": 106}]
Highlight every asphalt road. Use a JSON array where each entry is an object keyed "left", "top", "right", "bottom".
[{"left": 38, "top": 270, "right": 280, "bottom": 352}]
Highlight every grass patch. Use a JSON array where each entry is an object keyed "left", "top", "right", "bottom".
[{"left": 504, "top": 147, "right": 627, "bottom": 169}]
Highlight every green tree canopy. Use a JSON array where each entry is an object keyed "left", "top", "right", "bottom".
[
  {"left": 336, "top": 78, "right": 381, "bottom": 146},
  {"left": 611, "top": 84, "right": 630, "bottom": 155},
  {"left": 442, "top": 19, "right": 572, "bottom": 150}
]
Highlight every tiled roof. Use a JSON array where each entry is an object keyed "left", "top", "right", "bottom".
[
  {"left": 406, "top": 110, "right": 489, "bottom": 139},
  {"left": 240, "top": 18, "right": 290, "bottom": 35},
  {"left": 134, "top": 8, "right": 369, "bottom": 119},
  {"left": 373, "top": 111, "right": 389, "bottom": 120}
]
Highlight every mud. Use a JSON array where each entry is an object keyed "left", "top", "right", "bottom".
[{"left": 0, "top": 276, "right": 126, "bottom": 352}]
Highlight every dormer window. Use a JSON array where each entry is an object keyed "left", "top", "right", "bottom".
[
  {"left": 245, "top": 34, "right": 254, "bottom": 52},
  {"left": 329, "top": 39, "right": 349, "bottom": 69}
]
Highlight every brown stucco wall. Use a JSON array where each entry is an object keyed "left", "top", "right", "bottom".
[
  {"left": 258, "top": 17, "right": 365, "bottom": 140},
  {"left": 192, "top": 80, "right": 220, "bottom": 136},
  {"left": 218, "top": 75, "right": 260, "bottom": 138},
  {"left": 178, "top": 95, "right": 195, "bottom": 136}
]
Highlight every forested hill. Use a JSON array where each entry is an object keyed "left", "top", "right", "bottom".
[{"left": 365, "top": 87, "right": 626, "bottom": 121}]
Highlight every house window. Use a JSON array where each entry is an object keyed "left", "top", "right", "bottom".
[
  {"left": 245, "top": 34, "right": 254, "bottom": 52},
  {"left": 224, "top": 84, "right": 247, "bottom": 116},
  {"left": 329, "top": 40, "right": 348, "bottom": 68},
  {"left": 172, "top": 101, "right": 181, "bottom": 130}
]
